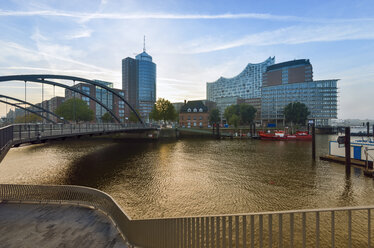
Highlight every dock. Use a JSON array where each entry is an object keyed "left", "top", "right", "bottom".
[{"left": 320, "top": 154, "right": 373, "bottom": 169}]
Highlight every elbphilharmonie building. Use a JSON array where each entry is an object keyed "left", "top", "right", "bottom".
[{"left": 206, "top": 57, "right": 275, "bottom": 102}]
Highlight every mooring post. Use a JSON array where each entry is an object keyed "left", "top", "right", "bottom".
[
  {"left": 217, "top": 124, "right": 220, "bottom": 139},
  {"left": 312, "top": 123, "right": 316, "bottom": 161},
  {"left": 367, "top": 122, "right": 370, "bottom": 137},
  {"left": 345, "top": 127, "right": 351, "bottom": 172}
]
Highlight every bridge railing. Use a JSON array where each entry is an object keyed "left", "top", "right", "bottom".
[
  {"left": 11, "top": 123, "right": 151, "bottom": 141},
  {"left": 0, "top": 125, "right": 13, "bottom": 152},
  {"left": 0, "top": 183, "right": 373, "bottom": 247}
]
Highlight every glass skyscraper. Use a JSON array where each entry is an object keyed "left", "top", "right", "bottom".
[{"left": 122, "top": 48, "right": 156, "bottom": 123}]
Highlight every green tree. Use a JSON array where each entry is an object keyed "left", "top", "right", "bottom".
[
  {"left": 229, "top": 114, "right": 240, "bottom": 128},
  {"left": 55, "top": 98, "right": 94, "bottom": 122},
  {"left": 101, "top": 112, "right": 114, "bottom": 123},
  {"left": 149, "top": 98, "right": 177, "bottom": 122},
  {"left": 209, "top": 108, "right": 221, "bottom": 124},
  {"left": 224, "top": 103, "right": 257, "bottom": 126},
  {"left": 284, "top": 102, "right": 310, "bottom": 125},
  {"left": 239, "top": 104, "right": 257, "bottom": 125},
  {"left": 129, "top": 109, "right": 141, "bottom": 123},
  {"left": 14, "top": 113, "right": 42, "bottom": 123}
]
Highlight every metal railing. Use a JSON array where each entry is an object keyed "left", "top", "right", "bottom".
[
  {"left": 0, "top": 125, "right": 13, "bottom": 153},
  {"left": 0, "top": 184, "right": 373, "bottom": 247},
  {"left": 11, "top": 123, "right": 152, "bottom": 141}
]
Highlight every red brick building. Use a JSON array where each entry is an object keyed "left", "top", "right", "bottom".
[{"left": 179, "top": 101, "right": 209, "bottom": 128}]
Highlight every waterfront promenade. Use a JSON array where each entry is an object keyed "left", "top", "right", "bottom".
[{"left": 0, "top": 203, "right": 127, "bottom": 248}]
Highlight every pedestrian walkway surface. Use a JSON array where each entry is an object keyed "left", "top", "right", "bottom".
[{"left": 0, "top": 203, "right": 128, "bottom": 248}]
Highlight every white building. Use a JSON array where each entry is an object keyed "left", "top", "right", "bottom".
[{"left": 206, "top": 57, "right": 275, "bottom": 102}]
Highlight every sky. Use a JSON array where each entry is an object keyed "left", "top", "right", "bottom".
[{"left": 0, "top": 0, "right": 374, "bottom": 119}]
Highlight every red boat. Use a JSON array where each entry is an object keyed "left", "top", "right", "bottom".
[{"left": 258, "top": 131, "right": 312, "bottom": 141}]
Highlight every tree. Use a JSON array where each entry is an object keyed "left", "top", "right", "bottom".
[
  {"left": 224, "top": 103, "right": 257, "bottom": 126},
  {"left": 14, "top": 113, "right": 42, "bottom": 123},
  {"left": 149, "top": 98, "right": 177, "bottom": 122},
  {"left": 101, "top": 112, "right": 114, "bottom": 123},
  {"left": 129, "top": 109, "right": 141, "bottom": 123},
  {"left": 239, "top": 104, "right": 257, "bottom": 125},
  {"left": 55, "top": 98, "right": 94, "bottom": 122},
  {"left": 229, "top": 114, "right": 240, "bottom": 128},
  {"left": 209, "top": 108, "right": 221, "bottom": 124},
  {"left": 284, "top": 102, "right": 310, "bottom": 125}
]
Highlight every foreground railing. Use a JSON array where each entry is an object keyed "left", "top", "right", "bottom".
[
  {"left": 0, "top": 125, "right": 13, "bottom": 153},
  {"left": 1, "top": 184, "right": 373, "bottom": 247}
]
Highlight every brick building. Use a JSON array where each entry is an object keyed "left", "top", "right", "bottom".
[{"left": 179, "top": 101, "right": 209, "bottom": 128}]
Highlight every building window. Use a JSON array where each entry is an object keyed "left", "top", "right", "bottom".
[
  {"left": 199, "top": 116, "right": 203, "bottom": 120},
  {"left": 193, "top": 108, "right": 197, "bottom": 112},
  {"left": 187, "top": 108, "right": 191, "bottom": 112},
  {"left": 188, "top": 115, "right": 191, "bottom": 120},
  {"left": 199, "top": 108, "right": 203, "bottom": 112}
]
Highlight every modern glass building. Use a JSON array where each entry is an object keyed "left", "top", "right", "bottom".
[
  {"left": 206, "top": 57, "right": 275, "bottom": 102},
  {"left": 122, "top": 47, "right": 156, "bottom": 123},
  {"left": 65, "top": 80, "right": 125, "bottom": 123},
  {"left": 261, "top": 80, "right": 338, "bottom": 126}
]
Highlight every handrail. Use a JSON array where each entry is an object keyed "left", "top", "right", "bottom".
[
  {"left": 0, "top": 184, "right": 134, "bottom": 244},
  {"left": 1, "top": 183, "right": 374, "bottom": 247}
]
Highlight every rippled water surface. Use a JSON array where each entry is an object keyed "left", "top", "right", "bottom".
[{"left": 1, "top": 135, "right": 374, "bottom": 220}]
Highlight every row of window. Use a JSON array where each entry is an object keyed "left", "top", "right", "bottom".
[{"left": 181, "top": 116, "right": 205, "bottom": 120}]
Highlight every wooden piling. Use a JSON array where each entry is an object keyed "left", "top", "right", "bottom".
[
  {"left": 367, "top": 122, "right": 370, "bottom": 137},
  {"left": 312, "top": 124, "right": 316, "bottom": 161},
  {"left": 345, "top": 127, "right": 351, "bottom": 172}
]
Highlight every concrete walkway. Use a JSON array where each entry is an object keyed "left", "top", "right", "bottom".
[{"left": 0, "top": 203, "right": 128, "bottom": 248}]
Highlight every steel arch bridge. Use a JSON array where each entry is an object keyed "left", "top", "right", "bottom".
[
  {"left": 0, "top": 94, "right": 68, "bottom": 124},
  {"left": 0, "top": 74, "right": 144, "bottom": 124}
]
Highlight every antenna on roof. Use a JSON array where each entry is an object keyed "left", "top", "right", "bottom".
[{"left": 143, "top": 35, "right": 146, "bottom": 52}]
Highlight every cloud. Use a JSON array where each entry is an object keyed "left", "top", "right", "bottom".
[
  {"left": 0, "top": 66, "right": 110, "bottom": 75},
  {"left": 0, "top": 40, "right": 114, "bottom": 73},
  {"left": 64, "top": 29, "right": 93, "bottom": 40},
  {"left": 1, "top": 9, "right": 373, "bottom": 23},
  {"left": 179, "top": 23, "right": 374, "bottom": 54}
]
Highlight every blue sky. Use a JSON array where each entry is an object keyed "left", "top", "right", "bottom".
[{"left": 0, "top": 0, "right": 374, "bottom": 119}]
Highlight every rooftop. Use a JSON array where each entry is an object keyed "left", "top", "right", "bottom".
[
  {"left": 180, "top": 100, "right": 208, "bottom": 113},
  {"left": 266, "top": 59, "right": 311, "bottom": 72}
]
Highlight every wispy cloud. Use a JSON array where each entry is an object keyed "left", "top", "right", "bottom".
[
  {"left": 0, "top": 40, "right": 114, "bottom": 73},
  {"left": 0, "top": 66, "right": 110, "bottom": 75},
  {"left": 64, "top": 29, "right": 93, "bottom": 40},
  {"left": 180, "top": 23, "right": 374, "bottom": 54},
  {"left": 1, "top": 9, "right": 373, "bottom": 23}
]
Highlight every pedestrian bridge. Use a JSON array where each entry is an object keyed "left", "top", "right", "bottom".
[{"left": 0, "top": 123, "right": 158, "bottom": 163}]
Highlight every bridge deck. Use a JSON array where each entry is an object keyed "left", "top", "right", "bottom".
[{"left": 0, "top": 202, "right": 127, "bottom": 248}]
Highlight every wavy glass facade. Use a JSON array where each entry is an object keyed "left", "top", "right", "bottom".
[
  {"left": 206, "top": 57, "right": 275, "bottom": 102},
  {"left": 261, "top": 80, "right": 338, "bottom": 126}
]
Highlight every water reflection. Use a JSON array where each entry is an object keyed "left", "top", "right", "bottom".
[{"left": 1, "top": 135, "right": 374, "bottom": 219}]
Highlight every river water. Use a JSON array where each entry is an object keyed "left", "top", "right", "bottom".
[{"left": 1, "top": 135, "right": 374, "bottom": 220}]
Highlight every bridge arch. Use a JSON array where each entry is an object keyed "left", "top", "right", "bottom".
[
  {"left": 0, "top": 77, "right": 121, "bottom": 123},
  {"left": 0, "top": 94, "right": 67, "bottom": 123},
  {"left": 0, "top": 75, "right": 144, "bottom": 124},
  {"left": 0, "top": 99, "right": 56, "bottom": 124}
]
